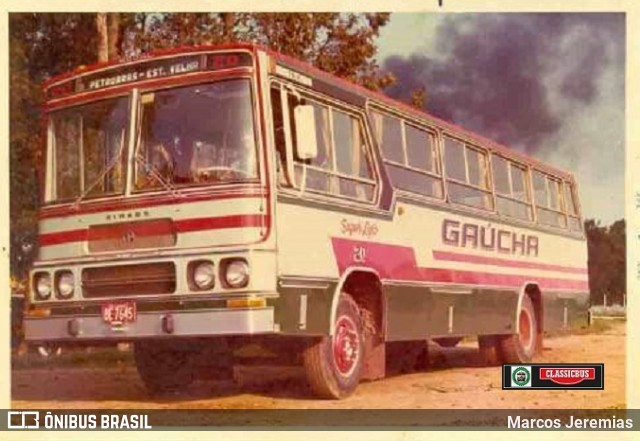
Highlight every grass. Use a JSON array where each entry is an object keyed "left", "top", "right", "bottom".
[
  {"left": 546, "top": 317, "right": 618, "bottom": 338},
  {"left": 590, "top": 305, "right": 627, "bottom": 318}
]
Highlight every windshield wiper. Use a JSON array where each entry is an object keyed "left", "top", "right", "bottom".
[
  {"left": 134, "top": 153, "right": 183, "bottom": 198},
  {"left": 72, "top": 131, "right": 126, "bottom": 209}
]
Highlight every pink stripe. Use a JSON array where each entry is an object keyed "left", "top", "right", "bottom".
[
  {"left": 39, "top": 214, "right": 267, "bottom": 247},
  {"left": 432, "top": 250, "right": 588, "bottom": 275},
  {"left": 331, "top": 237, "right": 588, "bottom": 291},
  {"left": 39, "top": 229, "right": 88, "bottom": 246}
]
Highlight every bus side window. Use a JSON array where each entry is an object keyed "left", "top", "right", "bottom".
[
  {"left": 443, "top": 136, "right": 493, "bottom": 211},
  {"left": 270, "top": 86, "right": 289, "bottom": 186},
  {"left": 533, "top": 170, "right": 568, "bottom": 228},
  {"left": 493, "top": 155, "right": 533, "bottom": 221},
  {"left": 285, "top": 93, "right": 376, "bottom": 202},
  {"left": 372, "top": 109, "right": 443, "bottom": 199},
  {"left": 333, "top": 109, "right": 374, "bottom": 200},
  {"left": 564, "top": 181, "right": 582, "bottom": 231},
  {"left": 269, "top": 85, "right": 300, "bottom": 187}
]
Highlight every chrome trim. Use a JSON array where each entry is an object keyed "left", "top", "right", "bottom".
[{"left": 24, "top": 307, "right": 275, "bottom": 341}]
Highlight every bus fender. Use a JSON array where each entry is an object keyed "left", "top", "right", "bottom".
[
  {"left": 329, "top": 266, "right": 381, "bottom": 335},
  {"left": 515, "top": 281, "right": 539, "bottom": 333}
]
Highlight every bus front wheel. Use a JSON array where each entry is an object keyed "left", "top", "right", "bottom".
[
  {"left": 303, "top": 293, "right": 364, "bottom": 399},
  {"left": 500, "top": 295, "right": 538, "bottom": 363}
]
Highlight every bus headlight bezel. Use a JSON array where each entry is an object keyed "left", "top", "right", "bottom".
[
  {"left": 222, "top": 259, "right": 250, "bottom": 289},
  {"left": 190, "top": 260, "right": 216, "bottom": 291},
  {"left": 34, "top": 272, "right": 52, "bottom": 300},
  {"left": 55, "top": 270, "right": 75, "bottom": 299}
]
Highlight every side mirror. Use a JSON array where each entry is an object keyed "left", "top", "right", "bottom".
[{"left": 293, "top": 105, "right": 318, "bottom": 160}]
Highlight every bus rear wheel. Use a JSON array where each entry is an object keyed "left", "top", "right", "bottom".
[
  {"left": 303, "top": 293, "right": 364, "bottom": 399},
  {"left": 500, "top": 295, "right": 538, "bottom": 363}
]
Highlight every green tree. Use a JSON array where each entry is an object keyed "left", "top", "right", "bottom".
[{"left": 584, "top": 218, "right": 626, "bottom": 305}]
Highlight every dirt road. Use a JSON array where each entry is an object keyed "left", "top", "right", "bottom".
[{"left": 12, "top": 322, "right": 625, "bottom": 410}]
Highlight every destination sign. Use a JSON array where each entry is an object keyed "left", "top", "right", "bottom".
[{"left": 46, "top": 51, "right": 253, "bottom": 100}]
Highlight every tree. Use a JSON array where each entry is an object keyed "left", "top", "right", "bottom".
[
  {"left": 584, "top": 218, "right": 626, "bottom": 305},
  {"left": 410, "top": 86, "right": 427, "bottom": 108}
]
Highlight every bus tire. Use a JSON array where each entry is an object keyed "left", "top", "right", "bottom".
[
  {"left": 134, "top": 341, "right": 196, "bottom": 395},
  {"left": 303, "top": 293, "right": 364, "bottom": 399},
  {"left": 500, "top": 295, "right": 538, "bottom": 363},
  {"left": 434, "top": 337, "right": 463, "bottom": 348}
]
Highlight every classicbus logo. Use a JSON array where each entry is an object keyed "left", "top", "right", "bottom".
[
  {"left": 539, "top": 367, "right": 596, "bottom": 385},
  {"left": 503, "top": 364, "right": 603, "bottom": 389}
]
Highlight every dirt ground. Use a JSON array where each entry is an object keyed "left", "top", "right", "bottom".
[{"left": 11, "top": 321, "right": 625, "bottom": 410}]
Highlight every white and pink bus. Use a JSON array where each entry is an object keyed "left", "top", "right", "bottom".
[{"left": 25, "top": 44, "right": 589, "bottom": 399}]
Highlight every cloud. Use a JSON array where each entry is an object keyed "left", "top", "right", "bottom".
[{"left": 381, "top": 13, "right": 625, "bottom": 223}]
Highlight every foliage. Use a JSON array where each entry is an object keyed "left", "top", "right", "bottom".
[{"left": 584, "top": 219, "right": 626, "bottom": 305}]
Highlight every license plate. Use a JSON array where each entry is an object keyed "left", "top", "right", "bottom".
[{"left": 101, "top": 301, "right": 137, "bottom": 325}]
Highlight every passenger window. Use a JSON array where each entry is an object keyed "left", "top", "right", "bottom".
[
  {"left": 533, "top": 170, "right": 567, "bottom": 228},
  {"left": 466, "top": 148, "right": 489, "bottom": 189},
  {"left": 372, "top": 111, "right": 404, "bottom": 163},
  {"left": 511, "top": 165, "right": 528, "bottom": 202},
  {"left": 564, "top": 181, "right": 582, "bottom": 232},
  {"left": 493, "top": 156, "right": 510, "bottom": 195},
  {"left": 492, "top": 155, "right": 533, "bottom": 221},
  {"left": 405, "top": 124, "right": 434, "bottom": 172},
  {"left": 311, "top": 103, "right": 332, "bottom": 171},
  {"left": 271, "top": 89, "right": 377, "bottom": 202},
  {"left": 270, "top": 86, "right": 289, "bottom": 186},
  {"left": 564, "top": 182, "right": 578, "bottom": 216},
  {"left": 443, "top": 135, "right": 493, "bottom": 211},
  {"left": 444, "top": 137, "right": 466, "bottom": 182},
  {"left": 373, "top": 109, "right": 443, "bottom": 199},
  {"left": 532, "top": 171, "right": 547, "bottom": 207}
]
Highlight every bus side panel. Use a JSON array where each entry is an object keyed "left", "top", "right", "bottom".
[
  {"left": 382, "top": 284, "right": 430, "bottom": 340},
  {"left": 384, "top": 285, "right": 519, "bottom": 341},
  {"left": 541, "top": 291, "right": 590, "bottom": 331},
  {"left": 271, "top": 280, "right": 338, "bottom": 335}
]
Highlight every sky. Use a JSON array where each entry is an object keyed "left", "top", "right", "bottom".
[{"left": 375, "top": 13, "right": 625, "bottom": 225}]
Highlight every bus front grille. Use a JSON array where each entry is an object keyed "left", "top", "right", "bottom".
[{"left": 82, "top": 262, "right": 176, "bottom": 298}]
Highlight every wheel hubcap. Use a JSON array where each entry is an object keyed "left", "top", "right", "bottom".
[
  {"left": 332, "top": 315, "right": 360, "bottom": 376},
  {"left": 519, "top": 309, "right": 534, "bottom": 352}
]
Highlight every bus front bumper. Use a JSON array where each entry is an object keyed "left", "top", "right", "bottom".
[{"left": 24, "top": 307, "right": 275, "bottom": 343}]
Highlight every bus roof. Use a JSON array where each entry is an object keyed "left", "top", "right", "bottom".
[{"left": 43, "top": 42, "right": 575, "bottom": 182}]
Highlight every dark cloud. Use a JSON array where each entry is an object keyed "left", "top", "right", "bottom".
[{"left": 381, "top": 13, "right": 625, "bottom": 155}]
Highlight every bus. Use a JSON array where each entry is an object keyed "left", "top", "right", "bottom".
[{"left": 25, "top": 43, "right": 589, "bottom": 399}]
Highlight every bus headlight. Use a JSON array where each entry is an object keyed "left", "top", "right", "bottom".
[
  {"left": 192, "top": 261, "right": 215, "bottom": 290},
  {"left": 223, "top": 259, "right": 250, "bottom": 289},
  {"left": 56, "top": 271, "right": 75, "bottom": 299},
  {"left": 34, "top": 273, "right": 52, "bottom": 300}
]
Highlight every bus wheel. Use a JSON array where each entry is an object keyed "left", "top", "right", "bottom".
[
  {"left": 303, "top": 293, "right": 364, "bottom": 399},
  {"left": 500, "top": 295, "right": 538, "bottom": 363},
  {"left": 434, "top": 337, "right": 463, "bottom": 348},
  {"left": 134, "top": 341, "right": 196, "bottom": 395}
]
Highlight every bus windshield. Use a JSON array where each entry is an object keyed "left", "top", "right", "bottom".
[
  {"left": 134, "top": 79, "right": 258, "bottom": 191},
  {"left": 50, "top": 97, "right": 129, "bottom": 202}
]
